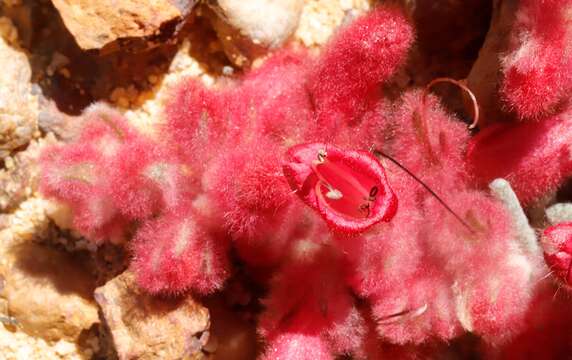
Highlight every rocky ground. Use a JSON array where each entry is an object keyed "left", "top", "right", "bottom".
[{"left": 0, "top": 0, "right": 496, "bottom": 358}]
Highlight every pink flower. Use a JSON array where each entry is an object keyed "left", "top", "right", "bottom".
[
  {"left": 542, "top": 222, "right": 572, "bottom": 287},
  {"left": 283, "top": 143, "right": 398, "bottom": 233},
  {"left": 466, "top": 108, "right": 572, "bottom": 205}
]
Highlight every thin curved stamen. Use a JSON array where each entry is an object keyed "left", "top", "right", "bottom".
[{"left": 423, "top": 77, "right": 480, "bottom": 129}]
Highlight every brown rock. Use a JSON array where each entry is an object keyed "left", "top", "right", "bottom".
[
  {"left": 0, "top": 240, "right": 99, "bottom": 342},
  {"left": 95, "top": 271, "right": 210, "bottom": 360},
  {"left": 0, "top": 197, "right": 100, "bottom": 357},
  {"left": 0, "top": 134, "right": 57, "bottom": 212},
  {"left": 38, "top": 97, "right": 82, "bottom": 142},
  {"left": 0, "top": 17, "right": 38, "bottom": 159},
  {"left": 50, "top": 0, "right": 198, "bottom": 50}
]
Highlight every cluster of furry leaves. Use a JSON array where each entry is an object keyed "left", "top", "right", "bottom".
[
  {"left": 40, "top": 3, "right": 572, "bottom": 358},
  {"left": 466, "top": 0, "right": 572, "bottom": 286},
  {"left": 467, "top": 1, "right": 572, "bottom": 356}
]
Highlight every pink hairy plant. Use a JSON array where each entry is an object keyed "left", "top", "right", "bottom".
[
  {"left": 501, "top": 0, "right": 572, "bottom": 120},
  {"left": 351, "top": 85, "right": 537, "bottom": 345},
  {"left": 541, "top": 222, "right": 572, "bottom": 287},
  {"left": 38, "top": 5, "right": 547, "bottom": 359}
]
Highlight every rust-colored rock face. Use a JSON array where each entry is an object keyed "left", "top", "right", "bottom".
[
  {"left": 95, "top": 271, "right": 210, "bottom": 360},
  {"left": 50, "top": 0, "right": 197, "bottom": 50},
  {"left": 0, "top": 241, "right": 99, "bottom": 342},
  {"left": 0, "top": 18, "right": 38, "bottom": 159}
]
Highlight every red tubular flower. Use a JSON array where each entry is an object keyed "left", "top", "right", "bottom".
[
  {"left": 283, "top": 143, "right": 397, "bottom": 233},
  {"left": 501, "top": 0, "right": 572, "bottom": 119},
  {"left": 240, "top": 49, "right": 315, "bottom": 145},
  {"left": 309, "top": 6, "right": 413, "bottom": 129},
  {"left": 541, "top": 222, "right": 572, "bottom": 287},
  {"left": 466, "top": 109, "right": 572, "bottom": 205}
]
